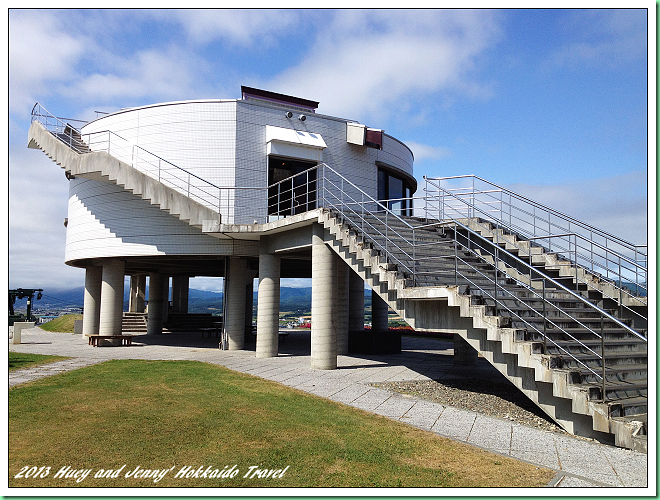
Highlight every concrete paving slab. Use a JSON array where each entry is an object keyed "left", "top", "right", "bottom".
[
  {"left": 372, "top": 394, "right": 416, "bottom": 419},
  {"left": 601, "top": 446, "right": 648, "bottom": 488},
  {"left": 350, "top": 388, "right": 393, "bottom": 411},
  {"left": 509, "top": 425, "right": 561, "bottom": 470},
  {"left": 466, "top": 414, "right": 513, "bottom": 455},
  {"left": 298, "top": 381, "right": 350, "bottom": 399},
  {"left": 556, "top": 475, "right": 606, "bottom": 487},
  {"left": 431, "top": 405, "right": 477, "bottom": 442},
  {"left": 328, "top": 384, "right": 370, "bottom": 404},
  {"left": 553, "top": 435, "right": 620, "bottom": 487},
  {"left": 398, "top": 399, "right": 446, "bottom": 431}
]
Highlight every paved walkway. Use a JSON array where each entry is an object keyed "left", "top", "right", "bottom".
[{"left": 9, "top": 327, "right": 649, "bottom": 489}]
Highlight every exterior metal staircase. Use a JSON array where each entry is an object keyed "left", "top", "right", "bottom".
[
  {"left": 314, "top": 166, "right": 648, "bottom": 452},
  {"left": 27, "top": 103, "right": 649, "bottom": 451}
]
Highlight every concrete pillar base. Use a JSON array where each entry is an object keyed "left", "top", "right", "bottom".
[
  {"left": 82, "top": 265, "right": 103, "bottom": 339},
  {"left": 311, "top": 224, "right": 337, "bottom": 370},
  {"left": 336, "top": 257, "right": 349, "bottom": 356},
  {"left": 226, "top": 257, "right": 247, "bottom": 350},
  {"left": 99, "top": 259, "right": 125, "bottom": 337},
  {"left": 371, "top": 290, "right": 389, "bottom": 332},
  {"left": 256, "top": 250, "right": 280, "bottom": 358},
  {"left": 147, "top": 273, "right": 165, "bottom": 335}
]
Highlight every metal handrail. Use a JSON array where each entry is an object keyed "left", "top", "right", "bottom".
[
  {"left": 277, "top": 163, "right": 647, "bottom": 394},
  {"left": 425, "top": 174, "right": 647, "bottom": 255},
  {"left": 31, "top": 102, "right": 268, "bottom": 223},
  {"left": 423, "top": 177, "right": 647, "bottom": 305}
]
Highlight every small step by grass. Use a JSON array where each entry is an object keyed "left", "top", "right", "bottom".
[
  {"left": 9, "top": 352, "right": 70, "bottom": 371},
  {"left": 9, "top": 360, "right": 554, "bottom": 488},
  {"left": 39, "top": 314, "right": 82, "bottom": 333}
]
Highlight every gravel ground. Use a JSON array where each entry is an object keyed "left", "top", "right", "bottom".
[{"left": 372, "top": 378, "right": 568, "bottom": 434}]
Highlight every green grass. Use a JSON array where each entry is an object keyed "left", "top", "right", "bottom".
[
  {"left": 39, "top": 314, "right": 82, "bottom": 333},
  {"left": 9, "top": 352, "right": 70, "bottom": 371},
  {"left": 9, "top": 360, "right": 554, "bottom": 488}
]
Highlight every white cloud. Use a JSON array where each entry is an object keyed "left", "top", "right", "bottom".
[
  {"left": 9, "top": 141, "right": 80, "bottom": 289},
  {"left": 266, "top": 9, "right": 501, "bottom": 121},
  {"left": 547, "top": 9, "right": 647, "bottom": 69},
  {"left": 507, "top": 170, "right": 648, "bottom": 245},
  {"left": 405, "top": 141, "right": 451, "bottom": 162},
  {"left": 69, "top": 46, "right": 202, "bottom": 102},
  {"left": 159, "top": 9, "right": 301, "bottom": 46},
  {"left": 9, "top": 10, "right": 86, "bottom": 115}
]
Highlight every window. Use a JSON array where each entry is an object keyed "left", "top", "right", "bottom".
[
  {"left": 268, "top": 157, "right": 317, "bottom": 216},
  {"left": 377, "top": 168, "right": 413, "bottom": 217}
]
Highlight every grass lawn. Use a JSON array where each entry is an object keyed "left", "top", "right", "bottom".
[
  {"left": 39, "top": 314, "right": 82, "bottom": 333},
  {"left": 9, "top": 352, "right": 70, "bottom": 371},
  {"left": 9, "top": 360, "right": 554, "bottom": 488}
]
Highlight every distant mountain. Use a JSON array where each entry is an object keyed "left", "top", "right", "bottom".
[{"left": 13, "top": 286, "right": 315, "bottom": 314}]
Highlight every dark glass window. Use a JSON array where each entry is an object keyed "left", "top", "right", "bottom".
[
  {"left": 377, "top": 168, "right": 413, "bottom": 217},
  {"left": 268, "top": 157, "right": 317, "bottom": 216}
]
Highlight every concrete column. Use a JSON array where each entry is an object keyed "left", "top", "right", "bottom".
[
  {"left": 336, "top": 257, "right": 349, "bottom": 355},
  {"left": 311, "top": 223, "right": 337, "bottom": 370},
  {"left": 225, "top": 257, "right": 247, "bottom": 350},
  {"left": 136, "top": 275, "right": 146, "bottom": 313},
  {"left": 98, "top": 259, "right": 125, "bottom": 336},
  {"left": 129, "top": 275, "right": 147, "bottom": 313},
  {"left": 129, "top": 276, "right": 138, "bottom": 312},
  {"left": 245, "top": 278, "right": 254, "bottom": 341},
  {"left": 371, "top": 289, "right": 389, "bottom": 332},
  {"left": 172, "top": 276, "right": 189, "bottom": 313},
  {"left": 454, "top": 334, "right": 479, "bottom": 366},
  {"left": 147, "top": 273, "right": 165, "bottom": 335},
  {"left": 82, "top": 265, "right": 102, "bottom": 339},
  {"left": 162, "top": 276, "right": 170, "bottom": 325},
  {"left": 348, "top": 269, "right": 365, "bottom": 332},
  {"left": 171, "top": 276, "right": 180, "bottom": 313},
  {"left": 256, "top": 247, "right": 280, "bottom": 358}
]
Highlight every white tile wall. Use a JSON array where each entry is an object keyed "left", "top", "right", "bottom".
[
  {"left": 78, "top": 97, "right": 415, "bottom": 239},
  {"left": 64, "top": 177, "right": 248, "bottom": 262}
]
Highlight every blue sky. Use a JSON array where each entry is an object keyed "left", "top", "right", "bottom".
[{"left": 8, "top": 8, "right": 654, "bottom": 292}]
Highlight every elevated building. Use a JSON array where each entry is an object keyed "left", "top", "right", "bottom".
[{"left": 27, "top": 87, "right": 648, "bottom": 450}]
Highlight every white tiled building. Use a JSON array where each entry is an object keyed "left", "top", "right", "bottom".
[{"left": 46, "top": 87, "right": 415, "bottom": 359}]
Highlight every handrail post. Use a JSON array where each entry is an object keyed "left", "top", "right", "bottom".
[
  {"left": 494, "top": 230, "right": 498, "bottom": 318},
  {"left": 385, "top": 209, "right": 389, "bottom": 258},
  {"left": 601, "top": 314, "right": 606, "bottom": 402},
  {"left": 542, "top": 279, "right": 547, "bottom": 353},
  {"left": 619, "top": 256, "right": 623, "bottom": 318},
  {"left": 454, "top": 225, "right": 458, "bottom": 287},
  {"left": 412, "top": 228, "right": 416, "bottom": 287}
]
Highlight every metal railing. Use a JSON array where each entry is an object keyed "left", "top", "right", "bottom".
[
  {"left": 284, "top": 164, "right": 646, "bottom": 399},
  {"left": 32, "top": 102, "right": 268, "bottom": 223},
  {"left": 424, "top": 175, "right": 647, "bottom": 300}
]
